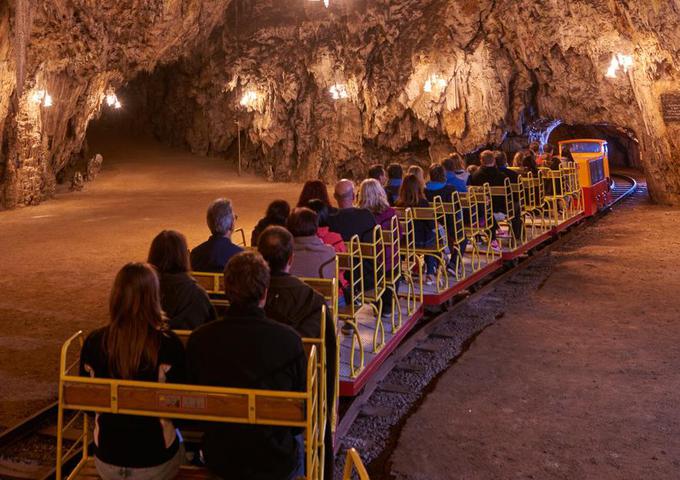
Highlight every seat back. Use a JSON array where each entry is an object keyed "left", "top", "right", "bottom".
[
  {"left": 381, "top": 214, "right": 402, "bottom": 285},
  {"left": 467, "top": 183, "right": 494, "bottom": 234},
  {"left": 404, "top": 197, "right": 448, "bottom": 254},
  {"left": 488, "top": 177, "right": 515, "bottom": 221},
  {"left": 57, "top": 332, "right": 321, "bottom": 480},
  {"left": 336, "top": 235, "right": 364, "bottom": 320},
  {"left": 191, "top": 271, "right": 229, "bottom": 308},
  {"left": 438, "top": 190, "right": 466, "bottom": 246},
  {"left": 360, "top": 225, "right": 386, "bottom": 303}
]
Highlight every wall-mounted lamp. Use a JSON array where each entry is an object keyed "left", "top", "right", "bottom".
[
  {"left": 31, "top": 89, "right": 53, "bottom": 107},
  {"left": 308, "top": 0, "right": 329, "bottom": 7},
  {"left": 105, "top": 93, "right": 122, "bottom": 109},
  {"left": 240, "top": 90, "right": 260, "bottom": 108},
  {"left": 605, "top": 53, "right": 633, "bottom": 79},
  {"left": 423, "top": 74, "right": 447, "bottom": 93},
  {"left": 329, "top": 83, "right": 349, "bottom": 100}
]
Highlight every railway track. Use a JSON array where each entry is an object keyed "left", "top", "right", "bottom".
[{"left": 0, "top": 173, "right": 640, "bottom": 480}]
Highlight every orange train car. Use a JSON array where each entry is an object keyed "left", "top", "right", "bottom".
[{"left": 558, "top": 139, "right": 612, "bottom": 216}]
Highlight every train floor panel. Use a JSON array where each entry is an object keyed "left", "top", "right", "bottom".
[
  {"left": 553, "top": 211, "right": 586, "bottom": 233},
  {"left": 338, "top": 297, "right": 424, "bottom": 396},
  {"left": 400, "top": 256, "right": 504, "bottom": 306},
  {"left": 501, "top": 226, "right": 553, "bottom": 260}
]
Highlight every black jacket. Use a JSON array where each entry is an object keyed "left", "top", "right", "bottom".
[
  {"left": 264, "top": 272, "right": 337, "bottom": 479},
  {"left": 469, "top": 166, "right": 511, "bottom": 214},
  {"left": 158, "top": 272, "right": 216, "bottom": 330},
  {"left": 327, "top": 207, "right": 377, "bottom": 242},
  {"left": 186, "top": 305, "right": 306, "bottom": 480},
  {"left": 190, "top": 235, "right": 243, "bottom": 273}
]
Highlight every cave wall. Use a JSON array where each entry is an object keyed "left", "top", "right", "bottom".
[
  {"left": 0, "top": 0, "right": 232, "bottom": 208},
  {"left": 2, "top": 0, "right": 680, "bottom": 207}
]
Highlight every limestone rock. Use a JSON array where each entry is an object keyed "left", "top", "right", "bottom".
[
  {"left": 1, "top": 0, "right": 680, "bottom": 207},
  {"left": 86, "top": 154, "right": 103, "bottom": 181}
]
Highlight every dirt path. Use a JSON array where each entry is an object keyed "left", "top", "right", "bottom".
[
  {"left": 388, "top": 189, "right": 680, "bottom": 479},
  {"left": 0, "top": 134, "right": 301, "bottom": 428}
]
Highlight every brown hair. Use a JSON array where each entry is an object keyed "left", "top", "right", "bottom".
[
  {"left": 287, "top": 207, "right": 319, "bottom": 237},
  {"left": 297, "top": 181, "right": 332, "bottom": 208},
  {"left": 223, "top": 251, "right": 270, "bottom": 306},
  {"left": 428, "top": 163, "right": 446, "bottom": 183},
  {"left": 396, "top": 174, "right": 425, "bottom": 207},
  {"left": 148, "top": 230, "right": 190, "bottom": 274},
  {"left": 494, "top": 150, "right": 508, "bottom": 167},
  {"left": 480, "top": 150, "right": 495, "bottom": 166},
  {"left": 106, "top": 263, "right": 165, "bottom": 379},
  {"left": 258, "top": 226, "right": 294, "bottom": 274},
  {"left": 442, "top": 153, "right": 464, "bottom": 172},
  {"left": 367, "top": 164, "right": 386, "bottom": 181}
]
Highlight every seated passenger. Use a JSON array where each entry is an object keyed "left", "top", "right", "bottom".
[
  {"left": 186, "top": 252, "right": 306, "bottom": 480},
  {"left": 79, "top": 263, "right": 185, "bottom": 479},
  {"left": 396, "top": 174, "right": 437, "bottom": 285},
  {"left": 297, "top": 180, "right": 336, "bottom": 213},
  {"left": 190, "top": 198, "right": 243, "bottom": 272},
  {"left": 148, "top": 230, "right": 216, "bottom": 330},
  {"left": 357, "top": 179, "right": 400, "bottom": 316},
  {"left": 288, "top": 207, "right": 337, "bottom": 280},
  {"left": 407, "top": 165, "right": 426, "bottom": 188},
  {"left": 512, "top": 151, "right": 524, "bottom": 168},
  {"left": 469, "top": 150, "right": 523, "bottom": 243},
  {"left": 327, "top": 179, "right": 377, "bottom": 243},
  {"left": 367, "top": 164, "right": 387, "bottom": 185},
  {"left": 257, "top": 226, "right": 337, "bottom": 478},
  {"left": 495, "top": 150, "right": 519, "bottom": 182},
  {"left": 306, "top": 198, "right": 346, "bottom": 254},
  {"left": 250, "top": 199, "right": 290, "bottom": 246},
  {"left": 385, "top": 163, "right": 403, "bottom": 205},
  {"left": 521, "top": 150, "right": 539, "bottom": 176},
  {"left": 425, "top": 163, "right": 457, "bottom": 202},
  {"left": 442, "top": 153, "right": 469, "bottom": 191}
]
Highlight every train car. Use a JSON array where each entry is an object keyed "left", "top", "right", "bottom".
[{"left": 558, "top": 139, "right": 611, "bottom": 216}]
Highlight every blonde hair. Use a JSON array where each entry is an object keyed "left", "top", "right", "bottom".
[{"left": 357, "top": 178, "right": 390, "bottom": 214}]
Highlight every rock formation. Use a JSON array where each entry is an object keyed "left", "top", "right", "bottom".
[{"left": 2, "top": 0, "right": 680, "bottom": 208}]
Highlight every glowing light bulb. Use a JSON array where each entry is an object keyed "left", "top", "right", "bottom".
[
  {"left": 42, "top": 93, "right": 53, "bottom": 107},
  {"left": 114, "top": 99, "right": 122, "bottom": 109},
  {"left": 617, "top": 53, "right": 633, "bottom": 73},
  {"left": 423, "top": 74, "right": 447, "bottom": 93},
  {"left": 106, "top": 93, "right": 116, "bottom": 106},
  {"left": 329, "top": 84, "right": 349, "bottom": 100},
  {"left": 323, "top": 0, "right": 329, "bottom": 6},
  {"left": 240, "top": 90, "right": 259, "bottom": 107},
  {"left": 31, "top": 89, "right": 46, "bottom": 104}
]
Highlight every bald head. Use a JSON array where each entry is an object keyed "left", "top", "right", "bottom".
[
  {"left": 480, "top": 150, "right": 496, "bottom": 167},
  {"left": 334, "top": 179, "right": 355, "bottom": 208}
]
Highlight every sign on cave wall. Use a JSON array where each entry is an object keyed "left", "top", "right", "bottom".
[{"left": 661, "top": 93, "right": 680, "bottom": 123}]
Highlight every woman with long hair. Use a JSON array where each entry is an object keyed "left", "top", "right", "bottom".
[
  {"left": 251, "top": 199, "right": 291, "bottom": 246},
  {"left": 358, "top": 178, "right": 401, "bottom": 314},
  {"left": 148, "top": 230, "right": 216, "bottom": 330},
  {"left": 407, "top": 165, "right": 426, "bottom": 188},
  {"left": 396, "top": 174, "right": 438, "bottom": 284},
  {"left": 79, "top": 263, "right": 185, "bottom": 479},
  {"left": 296, "top": 180, "right": 335, "bottom": 211}
]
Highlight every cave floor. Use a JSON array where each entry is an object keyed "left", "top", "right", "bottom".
[
  {"left": 0, "top": 135, "right": 301, "bottom": 427},
  {"left": 388, "top": 186, "right": 680, "bottom": 479}
]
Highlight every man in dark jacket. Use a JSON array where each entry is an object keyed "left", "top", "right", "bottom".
[
  {"left": 495, "top": 150, "right": 520, "bottom": 183},
  {"left": 327, "top": 179, "right": 377, "bottom": 243},
  {"left": 190, "top": 198, "right": 243, "bottom": 272},
  {"left": 257, "top": 226, "right": 337, "bottom": 479},
  {"left": 186, "top": 251, "right": 306, "bottom": 480},
  {"left": 469, "top": 150, "right": 523, "bottom": 243}
]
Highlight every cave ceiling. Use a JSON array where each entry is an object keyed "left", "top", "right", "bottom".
[{"left": 1, "top": 0, "right": 680, "bottom": 207}]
